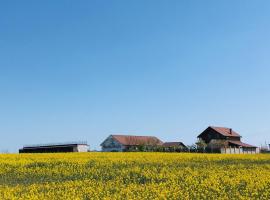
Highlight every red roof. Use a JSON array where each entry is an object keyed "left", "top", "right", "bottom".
[
  {"left": 162, "top": 142, "right": 186, "bottom": 147},
  {"left": 228, "top": 140, "right": 257, "bottom": 148},
  {"left": 112, "top": 135, "right": 163, "bottom": 146},
  {"left": 209, "top": 126, "right": 241, "bottom": 137}
]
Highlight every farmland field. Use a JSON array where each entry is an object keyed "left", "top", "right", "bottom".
[{"left": 0, "top": 153, "right": 270, "bottom": 200}]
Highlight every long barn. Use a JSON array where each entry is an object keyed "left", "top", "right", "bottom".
[
  {"left": 100, "top": 135, "right": 163, "bottom": 152},
  {"left": 19, "top": 142, "right": 89, "bottom": 153}
]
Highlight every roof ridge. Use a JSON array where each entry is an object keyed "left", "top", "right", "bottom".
[
  {"left": 112, "top": 134, "right": 158, "bottom": 138},
  {"left": 210, "top": 126, "right": 231, "bottom": 129}
]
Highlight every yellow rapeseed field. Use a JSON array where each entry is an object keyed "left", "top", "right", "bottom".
[{"left": 0, "top": 153, "right": 269, "bottom": 200}]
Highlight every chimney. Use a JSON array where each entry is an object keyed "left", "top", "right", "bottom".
[{"left": 229, "top": 128, "right": 232, "bottom": 134}]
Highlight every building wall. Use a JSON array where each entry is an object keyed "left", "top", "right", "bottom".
[
  {"left": 101, "top": 136, "right": 124, "bottom": 152},
  {"left": 226, "top": 136, "right": 241, "bottom": 141},
  {"left": 208, "top": 139, "right": 227, "bottom": 148},
  {"left": 73, "top": 145, "right": 89, "bottom": 152},
  {"left": 221, "top": 147, "right": 259, "bottom": 154},
  {"left": 199, "top": 129, "right": 227, "bottom": 143},
  {"left": 102, "top": 147, "right": 124, "bottom": 152}
]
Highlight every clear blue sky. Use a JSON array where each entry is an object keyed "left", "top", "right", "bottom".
[{"left": 1, "top": 1, "right": 270, "bottom": 152}]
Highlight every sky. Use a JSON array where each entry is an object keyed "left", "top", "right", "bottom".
[{"left": 0, "top": 1, "right": 270, "bottom": 152}]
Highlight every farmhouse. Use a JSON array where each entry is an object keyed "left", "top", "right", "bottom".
[
  {"left": 19, "top": 142, "right": 89, "bottom": 153},
  {"left": 197, "top": 126, "right": 258, "bottom": 154},
  {"left": 101, "top": 135, "right": 163, "bottom": 152}
]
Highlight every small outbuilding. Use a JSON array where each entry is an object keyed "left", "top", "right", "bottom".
[
  {"left": 162, "top": 142, "right": 186, "bottom": 148},
  {"left": 162, "top": 142, "right": 187, "bottom": 151}
]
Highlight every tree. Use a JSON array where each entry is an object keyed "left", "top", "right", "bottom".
[{"left": 196, "top": 140, "right": 207, "bottom": 152}]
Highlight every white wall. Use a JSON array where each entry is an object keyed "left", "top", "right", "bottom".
[
  {"left": 221, "top": 147, "right": 259, "bottom": 154},
  {"left": 74, "top": 145, "right": 89, "bottom": 152}
]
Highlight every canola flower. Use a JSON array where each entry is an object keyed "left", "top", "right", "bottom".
[{"left": 0, "top": 153, "right": 269, "bottom": 200}]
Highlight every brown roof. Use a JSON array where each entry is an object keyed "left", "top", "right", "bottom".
[
  {"left": 209, "top": 126, "right": 241, "bottom": 137},
  {"left": 162, "top": 142, "right": 186, "bottom": 148},
  {"left": 228, "top": 140, "right": 257, "bottom": 148},
  {"left": 112, "top": 135, "right": 163, "bottom": 146}
]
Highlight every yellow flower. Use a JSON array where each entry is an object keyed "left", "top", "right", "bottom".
[{"left": 0, "top": 153, "right": 269, "bottom": 199}]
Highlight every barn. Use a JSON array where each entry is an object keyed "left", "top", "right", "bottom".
[
  {"left": 100, "top": 135, "right": 163, "bottom": 152},
  {"left": 19, "top": 142, "right": 89, "bottom": 153}
]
